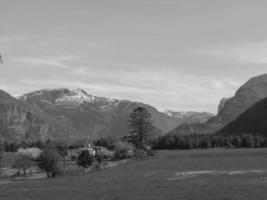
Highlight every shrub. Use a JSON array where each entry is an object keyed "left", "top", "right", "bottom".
[
  {"left": 113, "top": 141, "right": 132, "bottom": 160},
  {"left": 96, "top": 147, "right": 114, "bottom": 160},
  {"left": 13, "top": 154, "right": 33, "bottom": 175},
  {"left": 133, "top": 149, "right": 148, "bottom": 159},
  {"left": 144, "top": 148, "right": 155, "bottom": 156},
  {"left": 37, "top": 148, "right": 60, "bottom": 178},
  {"left": 76, "top": 150, "right": 94, "bottom": 168}
]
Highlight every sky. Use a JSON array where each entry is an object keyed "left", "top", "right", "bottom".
[{"left": 1, "top": 0, "right": 267, "bottom": 113}]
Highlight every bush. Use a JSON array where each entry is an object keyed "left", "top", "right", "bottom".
[
  {"left": 37, "top": 148, "right": 60, "bottom": 178},
  {"left": 144, "top": 148, "right": 155, "bottom": 156},
  {"left": 133, "top": 149, "right": 148, "bottom": 159},
  {"left": 113, "top": 141, "right": 132, "bottom": 160},
  {"left": 76, "top": 150, "right": 94, "bottom": 168},
  {"left": 96, "top": 147, "right": 114, "bottom": 160},
  {"left": 13, "top": 154, "right": 33, "bottom": 175}
]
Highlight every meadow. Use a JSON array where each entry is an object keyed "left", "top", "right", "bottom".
[{"left": 1, "top": 148, "right": 267, "bottom": 200}]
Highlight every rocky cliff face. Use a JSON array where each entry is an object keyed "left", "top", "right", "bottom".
[
  {"left": 168, "top": 74, "right": 267, "bottom": 135},
  {"left": 0, "top": 90, "right": 80, "bottom": 142},
  {"left": 217, "top": 98, "right": 229, "bottom": 114}
]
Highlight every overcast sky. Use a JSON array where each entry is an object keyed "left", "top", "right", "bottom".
[{"left": 1, "top": 0, "right": 267, "bottom": 113}]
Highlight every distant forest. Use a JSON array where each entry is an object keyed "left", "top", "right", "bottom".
[
  {"left": 153, "top": 134, "right": 267, "bottom": 149},
  {"left": 2, "top": 133, "right": 267, "bottom": 153}
]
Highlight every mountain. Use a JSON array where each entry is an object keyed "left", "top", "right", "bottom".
[
  {"left": 163, "top": 110, "right": 214, "bottom": 124},
  {"left": 218, "top": 97, "right": 267, "bottom": 137},
  {"left": 19, "top": 88, "right": 181, "bottom": 139},
  {"left": 0, "top": 90, "right": 80, "bottom": 142},
  {"left": 168, "top": 74, "right": 267, "bottom": 135},
  {"left": 0, "top": 88, "right": 220, "bottom": 141}
]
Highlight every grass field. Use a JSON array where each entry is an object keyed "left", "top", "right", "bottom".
[{"left": 1, "top": 148, "right": 267, "bottom": 200}]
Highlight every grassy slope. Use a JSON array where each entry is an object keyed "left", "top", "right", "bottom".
[{"left": 1, "top": 149, "right": 267, "bottom": 200}]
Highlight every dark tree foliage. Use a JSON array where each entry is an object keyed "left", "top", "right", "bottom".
[
  {"left": 76, "top": 150, "right": 94, "bottom": 168},
  {"left": 126, "top": 106, "right": 155, "bottom": 149},
  {"left": 153, "top": 134, "right": 267, "bottom": 150},
  {"left": 37, "top": 148, "right": 60, "bottom": 178},
  {"left": 94, "top": 137, "right": 116, "bottom": 150},
  {"left": 46, "top": 141, "right": 68, "bottom": 157}
]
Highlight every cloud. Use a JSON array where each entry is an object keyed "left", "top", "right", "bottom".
[
  {"left": 0, "top": 35, "right": 29, "bottom": 43},
  {"left": 12, "top": 55, "right": 78, "bottom": 69},
  {"left": 192, "top": 40, "right": 267, "bottom": 64},
  {"left": 16, "top": 69, "right": 240, "bottom": 113}
]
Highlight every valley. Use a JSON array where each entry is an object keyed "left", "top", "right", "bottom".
[{"left": 1, "top": 149, "right": 267, "bottom": 200}]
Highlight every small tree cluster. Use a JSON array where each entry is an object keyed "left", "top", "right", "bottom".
[
  {"left": 37, "top": 148, "right": 60, "bottom": 178},
  {"left": 76, "top": 150, "right": 94, "bottom": 168},
  {"left": 13, "top": 155, "right": 33, "bottom": 176},
  {"left": 153, "top": 134, "right": 267, "bottom": 150}
]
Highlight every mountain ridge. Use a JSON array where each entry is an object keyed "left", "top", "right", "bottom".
[
  {"left": 219, "top": 96, "right": 267, "bottom": 137},
  {"left": 168, "top": 74, "right": 267, "bottom": 136},
  {"left": 0, "top": 88, "right": 213, "bottom": 141}
]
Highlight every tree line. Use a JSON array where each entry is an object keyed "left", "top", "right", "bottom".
[{"left": 153, "top": 134, "right": 267, "bottom": 149}]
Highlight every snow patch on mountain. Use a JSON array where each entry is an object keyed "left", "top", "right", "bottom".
[
  {"left": 164, "top": 110, "right": 205, "bottom": 117},
  {"left": 55, "top": 89, "right": 96, "bottom": 104}
]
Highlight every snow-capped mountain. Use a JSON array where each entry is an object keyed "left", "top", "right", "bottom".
[
  {"left": 0, "top": 88, "right": 216, "bottom": 141},
  {"left": 18, "top": 88, "right": 180, "bottom": 139},
  {"left": 163, "top": 110, "right": 214, "bottom": 124}
]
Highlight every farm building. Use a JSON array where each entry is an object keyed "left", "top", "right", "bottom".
[{"left": 68, "top": 138, "right": 97, "bottom": 160}]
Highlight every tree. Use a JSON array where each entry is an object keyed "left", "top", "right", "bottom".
[
  {"left": 254, "top": 136, "right": 264, "bottom": 147},
  {"left": 126, "top": 106, "right": 155, "bottom": 149},
  {"left": 242, "top": 134, "right": 255, "bottom": 148},
  {"left": 95, "top": 153, "right": 104, "bottom": 166},
  {"left": 76, "top": 150, "right": 94, "bottom": 168},
  {"left": 232, "top": 136, "right": 242, "bottom": 148},
  {"left": 37, "top": 148, "right": 60, "bottom": 178},
  {"left": 13, "top": 155, "right": 33, "bottom": 175}
]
